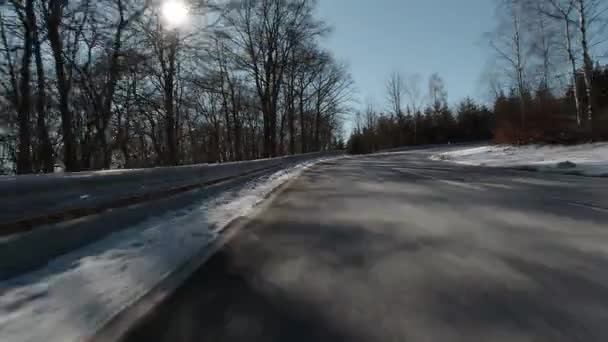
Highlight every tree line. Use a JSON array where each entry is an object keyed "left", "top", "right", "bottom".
[
  {"left": 0, "top": 0, "right": 353, "bottom": 175},
  {"left": 348, "top": 0, "right": 607, "bottom": 154},
  {"left": 348, "top": 73, "right": 494, "bottom": 154},
  {"left": 488, "top": 0, "right": 608, "bottom": 143}
]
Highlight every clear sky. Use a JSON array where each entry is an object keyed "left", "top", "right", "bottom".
[{"left": 316, "top": 0, "right": 497, "bottom": 115}]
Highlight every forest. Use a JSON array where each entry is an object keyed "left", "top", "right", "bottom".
[
  {"left": 348, "top": 0, "right": 608, "bottom": 154},
  {"left": 0, "top": 0, "right": 353, "bottom": 175},
  {"left": 1, "top": 0, "right": 607, "bottom": 173}
]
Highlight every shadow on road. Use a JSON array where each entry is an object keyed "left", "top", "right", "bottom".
[{"left": 121, "top": 247, "right": 364, "bottom": 342}]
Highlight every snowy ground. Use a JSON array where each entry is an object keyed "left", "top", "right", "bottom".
[
  {"left": 432, "top": 143, "right": 608, "bottom": 177},
  {"left": 0, "top": 159, "right": 329, "bottom": 342}
]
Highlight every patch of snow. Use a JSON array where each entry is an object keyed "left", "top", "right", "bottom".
[
  {"left": 0, "top": 158, "right": 329, "bottom": 342},
  {"left": 431, "top": 143, "right": 608, "bottom": 177}
]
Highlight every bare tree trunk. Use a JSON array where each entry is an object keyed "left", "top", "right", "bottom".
[
  {"left": 47, "top": 0, "right": 79, "bottom": 171},
  {"left": 565, "top": 17, "right": 582, "bottom": 127},
  {"left": 269, "top": 101, "right": 278, "bottom": 157},
  {"left": 413, "top": 110, "right": 418, "bottom": 145},
  {"left": 262, "top": 100, "right": 271, "bottom": 158},
  {"left": 314, "top": 94, "right": 321, "bottom": 151},
  {"left": 576, "top": 0, "right": 594, "bottom": 132},
  {"left": 229, "top": 84, "right": 242, "bottom": 161},
  {"left": 386, "top": 71, "right": 404, "bottom": 117},
  {"left": 164, "top": 42, "right": 178, "bottom": 166},
  {"left": 220, "top": 83, "right": 233, "bottom": 160},
  {"left": 535, "top": 3, "right": 551, "bottom": 89},
  {"left": 288, "top": 108, "right": 295, "bottom": 154},
  {"left": 16, "top": 0, "right": 35, "bottom": 174},
  {"left": 548, "top": 0, "right": 582, "bottom": 126},
  {"left": 513, "top": 10, "right": 526, "bottom": 129},
  {"left": 288, "top": 85, "right": 295, "bottom": 155},
  {"left": 165, "top": 81, "right": 177, "bottom": 165},
  {"left": 299, "top": 86, "right": 306, "bottom": 153},
  {"left": 98, "top": 1, "right": 127, "bottom": 169},
  {"left": 286, "top": 53, "right": 298, "bottom": 155},
  {"left": 278, "top": 108, "right": 285, "bottom": 155},
  {"left": 215, "top": 40, "right": 235, "bottom": 161},
  {"left": 32, "top": 2, "right": 53, "bottom": 173}
]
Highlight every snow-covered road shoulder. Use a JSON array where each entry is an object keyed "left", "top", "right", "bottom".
[
  {"left": 0, "top": 158, "right": 332, "bottom": 342},
  {"left": 431, "top": 144, "right": 608, "bottom": 177}
]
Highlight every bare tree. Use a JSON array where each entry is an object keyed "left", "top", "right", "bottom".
[
  {"left": 540, "top": 0, "right": 607, "bottom": 130},
  {"left": 304, "top": 51, "right": 351, "bottom": 151},
  {"left": 148, "top": 27, "right": 181, "bottom": 165},
  {"left": 428, "top": 73, "right": 448, "bottom": 108},
  {"left": 521, "top": 0, "right": 561, "bottom": 91},
  {"left": 576, "top": 0, "right": 596, "bottom": 125},
  {"left": 46, "top": 0, "right": 79, "bottom": 171},
  {"left": 403, "top": 73, "right": 423, "bottom": 143},
  {"left": 0, "top": 1, "right": 35, "bottom": 174},
  {"left": 490, "top": 0, "right": 528, "bottom": 128},
  {"left": 363, "top": 99, "right": 377, "bottom": 131},
  {"left": 386, "top": 71, "right": 404, "bottom": 117},
  {"left": 32, "top": 0, "right": 53, "bottom": 173},
  {"left": 294, "top": 45, "right": 325, "bottom": 153},
  {"left": 538, "top": 0, "right": 584, "bottom": 126},
  {"left": 226, "top": 0, "right": 325, "bottom": 157},
  {"left": 0, "top": 0, "right": 348, "bottom": 174}
]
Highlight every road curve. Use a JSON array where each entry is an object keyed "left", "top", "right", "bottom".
[{"left": 122, "top": 150, "right": 608, "bottom": 342}]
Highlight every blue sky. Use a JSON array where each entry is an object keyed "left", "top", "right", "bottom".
[{"left": 316, "top": 0, "right": 496, "bottom": 115}]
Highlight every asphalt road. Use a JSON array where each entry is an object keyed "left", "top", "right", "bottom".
[
  {"left": 1, "top": 152, "right": 340, "bottom": 229},
  {"left": 122, "top": 150, "right": 608, "bottom": 342}
]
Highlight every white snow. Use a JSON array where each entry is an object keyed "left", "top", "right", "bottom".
[
  {"left": 432, "top": 143, "right": 608, "bottom": 176},
  {"left": 0, "top": 159, "right": 328, "bottom": 342}
]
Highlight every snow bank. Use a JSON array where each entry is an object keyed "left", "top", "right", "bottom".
[
  {"left": 0, "top": 159, "right": 327, "bottom": 342},
  {"left": 432, "top": 143, "right": 608, "bottom": 176}
]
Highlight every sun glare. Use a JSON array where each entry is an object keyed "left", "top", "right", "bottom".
[{"left": 161, "top": 0, "right": 189, "bottom": 28}]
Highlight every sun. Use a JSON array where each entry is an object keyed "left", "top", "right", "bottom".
[{"left": 161, "top": 0, "right": 189, "bottom": 28}]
